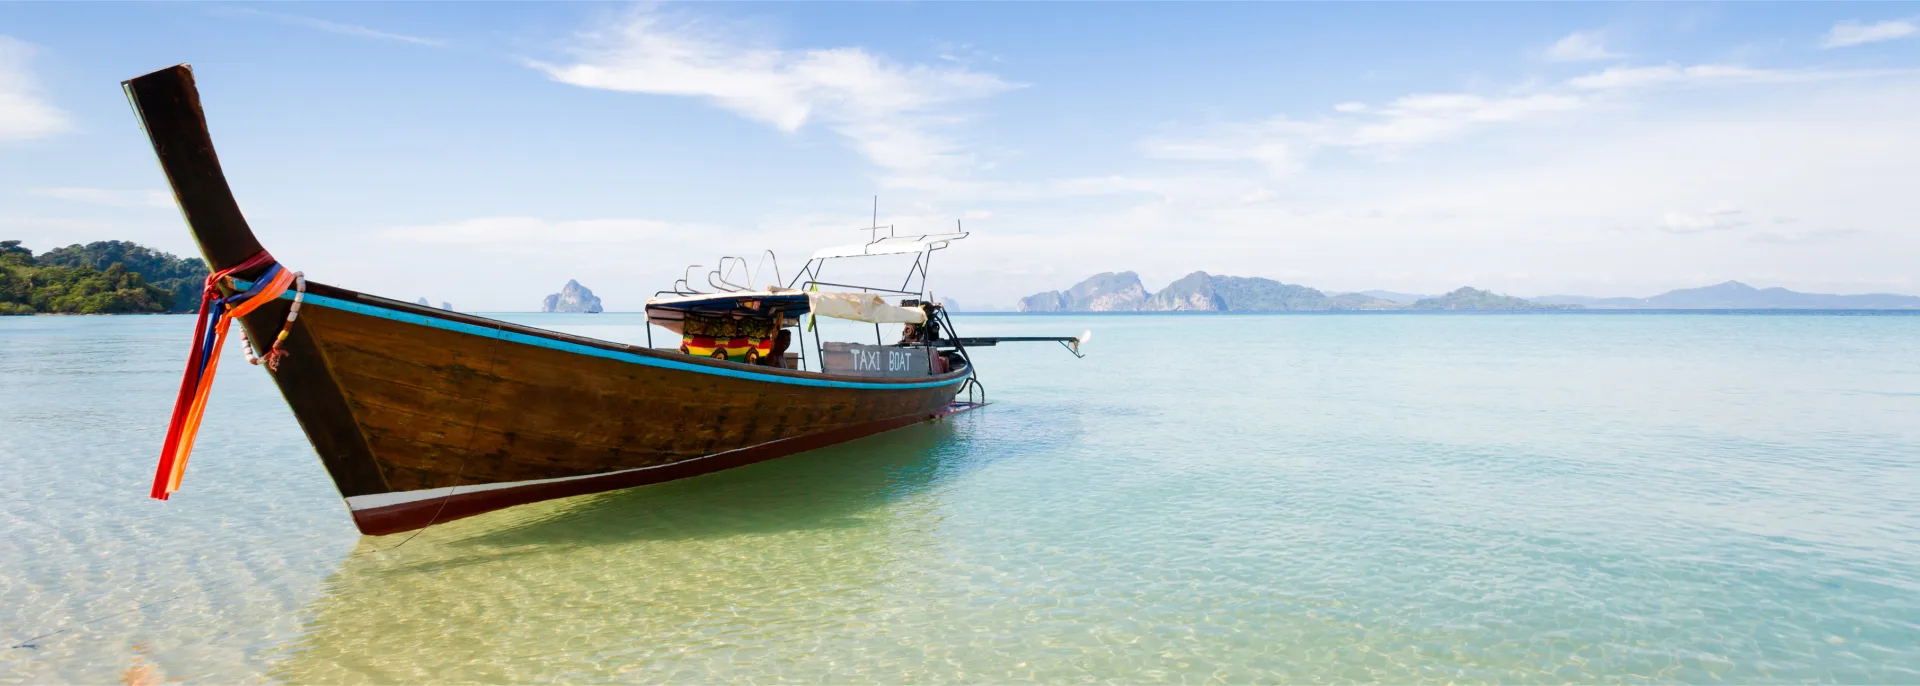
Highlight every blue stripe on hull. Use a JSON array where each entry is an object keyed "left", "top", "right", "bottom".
[{"left": 243, "top": 282, "right": 968, "bottom": 391}]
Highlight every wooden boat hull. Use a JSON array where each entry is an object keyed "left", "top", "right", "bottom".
[
  {"left": 238, "top": 285, "right": 974, "bottom": 535},
  {"left": 125, "top": 64, "right": 976, "bottom": 535}
]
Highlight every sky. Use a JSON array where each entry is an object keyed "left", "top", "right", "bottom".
[{"left": 3, "top": 2, "right": 1919, "bottom": 310}]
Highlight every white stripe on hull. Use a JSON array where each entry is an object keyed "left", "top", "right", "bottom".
[{"left": 344, "top": 457, "right": 705, "bottom": 511}]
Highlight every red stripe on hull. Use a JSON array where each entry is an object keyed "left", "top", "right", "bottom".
[{"left": 351, "top": 401, "right": 984, "bottom": 536}]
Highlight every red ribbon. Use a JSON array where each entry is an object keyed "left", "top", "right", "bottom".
[{"left": 151, "top": 251, "right": 278, "bottom": 500}]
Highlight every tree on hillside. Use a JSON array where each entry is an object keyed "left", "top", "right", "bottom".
[
  {"left": 36, "top": 240, "right": 208, "bottom": 312},
  {"left": 0, "top": 240, "right": 188, "bottom": 314},
  {"left": 23, "top": 262, "right": 172, "bottom": 314}
]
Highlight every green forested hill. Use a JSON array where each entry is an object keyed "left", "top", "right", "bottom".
[
  {"left": 0, "top": 240, "right": 206, "bottom": 315},
  {"left": 33, "top": 240, "right": 210, "bottom": 312}
]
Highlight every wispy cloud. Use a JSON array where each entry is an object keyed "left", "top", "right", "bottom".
[
  {"left": 380, "top": 216, "right": 711, "bottom": 245},
  {"left": 1545, "top": 31, "right": 1623, "bottom": 62},
  {"left": 1145, "top": 92, "right": 1583, "bottom": 176},
  {"left": 226, "top": 8, "right": 446, "bottom": 47},
  {"left": 532, "top": 10, "right": 1018, "bottom": 177},
  {"left": 1749, "top": 228, "right": 1863, "bottom": 245},
  {"left": 1565, "top": 64, "right": 1898, "bottom": 90},
  {"left": 1822, "top": 18, "right": 1917, "bottom": 49},
  {"left": 1344, "top": 93, "right": 1586, "bottom": 146},
  {"left": 1143, "top": 122, "right": 1314, "bottom": 176},
  {"left": 0, "top": 36, "right": 72, "bottom": 142},
  {"left": 1149, "top": 61, "right": 1914, "bottom": 178},
  {"left": 30, "top": 187, "right": 174, "bottom": 208},
  {"left": 1654, "top": 210, "right": 1748, "bottom": 234}
]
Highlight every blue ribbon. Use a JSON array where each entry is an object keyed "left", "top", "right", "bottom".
[{"left": 194, "top": 263, "right": 284, "bottom": 376}]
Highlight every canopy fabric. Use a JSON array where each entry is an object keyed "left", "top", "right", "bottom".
[
  {"left": 644, "top": 290, "right": 809, "bottom": 334},
  {"left": 806, "top": 291, "right": 927, "bottom": 324},
  {"left": 811, "top": 232, "right": 966, "bottom": 260},
  {"left": 645, "top": 289, "right": 808, "bottom": 310}
]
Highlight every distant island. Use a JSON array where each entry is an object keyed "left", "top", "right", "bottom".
[
  {"left": 415, "top": 297, "right": 454, "bottom": 312},
  {"left": 541, "top": 280, "right": 604, "bottom": 313},
  {"left": 1530, "top": 281, "right": 1920, "bottom": 309},
  {"left": 1017, "top": 272, "right": 1920, "bottom": 312},
  {"left": 1, "top": 240, "right": 207, "bottom": 315},
  {"left": 1017, "top": 272, "right": 1573, "bottom": 312}
]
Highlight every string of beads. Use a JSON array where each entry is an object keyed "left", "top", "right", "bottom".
[{"left": 240, "top": 272, "right": 305, "bottom": 371}]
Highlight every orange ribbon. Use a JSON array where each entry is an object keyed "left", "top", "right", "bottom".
[{"left": 152, "top": 266, "right": 295, "bottom": 499}]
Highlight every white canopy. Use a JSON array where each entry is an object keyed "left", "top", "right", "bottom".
[
  {"left": 644, "top": 288, "right": 804, "bottom": 308},
  {"left": 811, "top": 232, "right": 967, "bottom": 260},
  {"left": 807, "top": 291, "right": 927, "bottom": 324}
]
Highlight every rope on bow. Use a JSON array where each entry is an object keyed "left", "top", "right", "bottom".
[
  {"left": 239, "top": 272, "right": 305, "bottom": 371},
  {"left": 151, "top": 251, "right": 302, "bottom": 500}
]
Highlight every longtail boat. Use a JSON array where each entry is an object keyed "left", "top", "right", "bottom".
[{"left": 124, "top": 64, "right": 1085, "bottom": 535}]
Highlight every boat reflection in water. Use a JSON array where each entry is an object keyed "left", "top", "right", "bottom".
[{"left": 271, "top": 418, "right": 984, "bottom": 683}]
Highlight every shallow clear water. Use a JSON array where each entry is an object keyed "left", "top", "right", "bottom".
[{"left": 3, "top": 312, "right": 1917, "bottom": 683}]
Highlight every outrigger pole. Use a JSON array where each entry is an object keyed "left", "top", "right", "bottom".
[{"left": 935, "top": 333, "right": 1091, "bottom": 358}]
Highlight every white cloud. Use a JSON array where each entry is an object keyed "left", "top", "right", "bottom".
[
  {"left": 532, "top": 10, "right": 1017, "bottom": 175},
  {"left": 1654, "top": 210, "right": 1749, "bottom": 234},
  {"left": 30, "top": 187, "right": 174, "bottom": 208},
  {"left": 1146, "top": 59, "right": 1920, "bottom": 182},
  {"left": 1749, "top": 229, "right": 1862, "bottom": 245},
  {"left": 225, "top": 8, "right": 446, "bottom": 47},
  {"left": 1822, "top": 18, "right": 1918, "bottom": 49},
  {"left": 0, "top": 215, "right": 200, "bottom": 258},
  {"left": 0, "top": 36, "right": 71, "bottom": 142},
  {"left": 1143, "top": 124, "right": 1312, "bottom": 176},
  {"left": 380, "top": 216, "right": 712, "bottom": 245},
  {"left": 1349, "top": 93, "right": 1584, "bottom": 145},
  {"left": 1545, "top": 31, "right": 1623, "bottom": 62},
  {"left": 1144, "top": 92, "right": 1583, "bottom": 176},
  {"left": 1567, "top": 64, "right": 1846, "bottom": 90}
]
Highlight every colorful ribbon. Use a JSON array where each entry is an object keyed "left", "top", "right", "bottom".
[{"left": 151, "top": 252, "right": 298, "bottom": 500}]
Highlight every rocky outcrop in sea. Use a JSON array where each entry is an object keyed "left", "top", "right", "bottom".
[
  {"left": 541, "top": 280, "right": 604, "bottom": 313},
  {"left": 1018, "top": 272, "right": 1153, "bottom": 312},
  {"left": 1148, "top": 272, "right": 1226, "bottom": 311}
]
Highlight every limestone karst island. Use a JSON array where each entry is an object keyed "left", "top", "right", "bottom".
[{"left": 541, "top": 279, "right": 605, "bottom": 313}]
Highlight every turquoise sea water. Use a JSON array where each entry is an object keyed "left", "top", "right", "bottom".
[{"left": 3, "top": 312, "right": 1917, "bottom": 683}]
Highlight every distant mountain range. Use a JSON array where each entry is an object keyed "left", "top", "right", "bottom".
[
  {"left": 1530, "top": 281, "right": 1920, "bottom": 309},
  {"left": 1019, "top": 272, "right": 1383, "bottom": 312},
  {"left": 1017, "top": 274, "right": 1920, "bottom": 312},
  {"left": 1016, "top": 272, "right": 1570, "bottom": 312}
]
